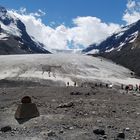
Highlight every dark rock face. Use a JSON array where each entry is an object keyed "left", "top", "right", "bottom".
[
  {"left": 0, "top": 6, "right": 51, "bottom": 55},
  {"left": 0, "top": 6, "right": 7, "bottom": 14},
  {"left": 0, "top": 6, "right": 13, "bottom": 26}
]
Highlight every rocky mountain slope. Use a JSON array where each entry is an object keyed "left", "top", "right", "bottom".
[
  {"left": 0, "top": 6, "right": 50, "bottom": 55},
  {"left": 83, "top": 20, "right": 140, "bottom": 76}
]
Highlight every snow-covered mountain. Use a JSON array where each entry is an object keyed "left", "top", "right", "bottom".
[
  {"left": 83, "top": 19, "right": 140, "bottom": 54},
  {"left": 0, "top": 6, "right": 50, "bottom": 54},
  {"left": 83, "top": 19, "right": 140, "bottom": 76}
]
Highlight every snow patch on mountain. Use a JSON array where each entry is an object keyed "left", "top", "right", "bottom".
[
  {"left": 112, "top": 31, "right": 138, "bottom": 51},
  {"left": 83, "top": 19, "right": 140, "bottom": 54},
  {"left": 0, "top": 6, "right": 22, "bottom": 37},
  {"left": 0, "top": 33, "right": 8, "bottom": 40},
  {"left": 86, "top": 49, "right": 99, "bottom": 54},
  {"left": 117, "top": 42, "right": 126, "bottom": 51},
  {"left": 129, "top": 31, "right": 138, "bottom": 43},
  {"left": 115, "top": 32, "right": 124, "bottom": 39},
  {"left": 0, "top": 21, "right": 21, "bottom": 37},
  {"left": 105, "top": 47, "right": 115, "bottom": 53}
]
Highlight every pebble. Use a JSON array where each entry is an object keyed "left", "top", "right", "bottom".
[
  {"left": 136, "top": 112, "right": 140, "bottom": 115},
  {"left": 10, "top": 131, "right": 15, "bottom": 136},
  {"left": 84, "top": 113, "right": 88, "bottom": 116},
  {"left": 93, "top": 128, "right": 105, "bottom": 135},
  {"left": 59, "top": 129, "right": 64, "bottom": 134},
  {"left": 69, "top": 126, "right": 74, "bottom": 130},
  {"left": 70, "top": 92, "right": 82, "bottom": 95},
  {"left": 13, "top": 128, "right": 17, "bottom": 131},
  {"left": 112, "top": 110, "right": 116, "bottom": 113},
  {"left": 103, "top": 135, "right": 107, "bottom": 139},
  {"left": 91, "top": 111, "right": 96, "bottom": 115},
  {"left": 58, "top": 102, "right": 74, "bottom": 108},
  {"left": 40, "top": 130, "right": 56, "bottom": 137},
  {"left": 125, "top": 127, "right": 130, "bottom": 131},
  {"left": 47, "top": 130, "right": 56, "bottom": 137},
  {"left": 97, "top": 120, "right": 102, "bottom": 123},
  {"left": 107, "top": 125, "right": 114, "bottom": 128},
  {"left": 85, "top": 92, "right": 90, "bottom": 96},
  {"left": 23, "top": 127, "right": 27, "bottom": 131},
  {"left": 40, "top": 131, "right": 47, "bottom": 136},
  {"left": 34, "top": 121, "right": 38, "bottom": 124},
  {"left": 117, "top": 132, "right": 125, "bottom": 139},
  {"left": 52, "top": 99, "right": 56, "bottom": 102},
  {"left": 0, "top": 126, "right": 12, "bottom": 132},
  {"left": 126, "top": 111, "right": 129, "bottom": 113}
]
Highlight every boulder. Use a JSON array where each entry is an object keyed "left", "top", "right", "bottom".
[{"left": 15, "top": 96, "right": 39, "bottom": 119}]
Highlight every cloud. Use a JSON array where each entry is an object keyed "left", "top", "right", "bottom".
[
  {"left": 18, "top": 7, "right": 46, "bottom": 17},
  {"left": 5, "top": 1, "right": 140, "bottom": 51},
  {"left": 9, "top": 10, "right": 69, "bottom": 50},
  {"left": 38, "top": 9, "right": 46, "bottom": 16},
  {"left": 9, "top": 9, "right": 121, "bottom": 50},
  {"left": 127, "top": 0, "right": 136, "bottom": 9},
  {"left": 19, "top": 7, "right": 26, "bottom": 14},
  {"left": 68, "top": 16, "right": 120, "bottom": 47},
  {"left": 123, "top": 0, "right": 140, "bottom": 24}
]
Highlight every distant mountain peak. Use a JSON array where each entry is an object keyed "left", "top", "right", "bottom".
[
  {"left": 0, "top": 6, "right": 50, "bottom": 54},
  {"left": 83, "top": 19, "right": 140, "bottom": 76},
  {"left": 0, "top": 6, "right": 7, "bottom": 15},
  {"left": 83, "top": 19, "right": 140, "bottom": 54}
]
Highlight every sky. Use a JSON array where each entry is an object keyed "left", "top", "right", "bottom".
[
  {"left": 0, "top": 0, "right": 127, "bottom": 25},
  {"left": 1, "top": 0, "right": 140, "bottom": 50}
]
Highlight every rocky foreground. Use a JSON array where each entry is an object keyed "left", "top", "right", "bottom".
[{"left": 0, "top": 82, "right": 140, "bottom": 140}]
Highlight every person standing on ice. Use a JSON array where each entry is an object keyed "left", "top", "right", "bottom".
[
  {"left": 74, "top": 81, "right": 77, "bottom": 87},
  {"left": 125, "top": 85, "right": 129, "bottom": 93},
  {"left": 67, "top": 82, "right": 69, "bottom": 87},
  {"left": 135, "top": 84, "right": 138, "bottom": 91},
  {"left": 139, "top": 84, "right": 140, "bottom": 92},
  {"left": 48, "top": 71, "right": 51, "bottom": 77},
  {"left": 121, "top": 84, "right": 124, "bottom": 90},
  {"left": 0, "top": 24, "right": 1, "bottom": 32}
]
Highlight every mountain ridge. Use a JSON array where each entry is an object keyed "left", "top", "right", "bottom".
[
  {"left": 83, "top": 19, "right": 140, "bottom": 76},
  {"left": 0, "top": 6, "right": 51, "bottom": 55},
  {"left": 83, "top": 19, "right": 140, "bottom": 54}
]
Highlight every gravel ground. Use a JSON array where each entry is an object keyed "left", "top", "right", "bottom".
[{"left": 0, "top": 81, "right": 140, "bottom": 140}]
